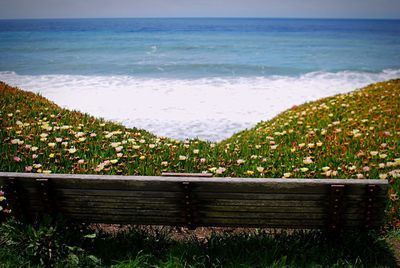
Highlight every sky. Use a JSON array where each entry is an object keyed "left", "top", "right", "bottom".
[{"left": 0, "top": 0, "right": 400, "bottom": 20}]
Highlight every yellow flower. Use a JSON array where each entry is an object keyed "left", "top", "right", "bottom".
[
  {"left": 321, "top": 167, "right": 330, "bottom": 172},
  {"left": 300, "top": 168, "right": 309, "bottom": 172},
  {"left": 283, "top": 172, "right": 292, "bottom": 178},
  {"left": 42, "top": 170, "right": 52, "bottom": 174},
  {"left": 298, "top": 143, "right": 305, "bottom": 148},
  {"left": 316, "top": 141, "right": 323, "bottom": 147},
  {"left": 379, "top": 154, "right": 387, "bottom": 159},
  {"left": 139, "top": 155, "right": 146, "bottom": 160},
  {"left": 193, "top": 149, "right": 199, "bottom": 154},
  {"left": 31, "top": 146, "right": 39, "bottom": 152},
  {"left": 68, "top": 148, "right": 77, "bottom": 154},
  {"left": 246, "top": 170, "right": 254, "bottom": 176},
  {"left": 49, "top": 153, "right": 55, "bottom": 158},
  {"left": 110, "top": 159, "right": 118, "bottom": 164},
  {"left": 379, "top": 173, "right": 388, "bottom": 180},
  {"left": 179, "top": 155, "right": 187, "bottom": 161},
  {"left": 161, "top": 161, "right": 168, "bottom": 166},
  {"left": 256, "top": 167, "right": 264, "bottom": 173}
]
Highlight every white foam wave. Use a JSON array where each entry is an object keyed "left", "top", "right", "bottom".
[{"left": 1, "top": 69, "right": 399, "bottom": 141}]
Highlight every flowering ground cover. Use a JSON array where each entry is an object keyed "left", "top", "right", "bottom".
[{"left": 0, "top": 80, "right": 399, "bottom": 266}]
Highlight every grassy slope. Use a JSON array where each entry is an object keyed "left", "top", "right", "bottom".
[
  {"left": 0, "top": 80, "right": 400, "bottom": 266},
  {"left": 1, "top": 80, "right": 399, "bottom": 224}
]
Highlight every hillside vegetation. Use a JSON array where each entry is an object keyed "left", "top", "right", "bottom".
[{"left": 0, "top": 80, "right": 399, "bottom": 266}]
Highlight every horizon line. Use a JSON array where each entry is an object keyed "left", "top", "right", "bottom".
[{"left": 1, "top": 16, "right": 400, "bottom": 21}]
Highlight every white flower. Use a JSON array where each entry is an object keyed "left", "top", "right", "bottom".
[
  {"left": 303, "top": 157, "right": 313, "bottom": 165},
  {"left": 48, "top": 142, "right": 56, "bottom": 148},
  {"left": 179, "top": 155, "right": 187, "bottom": 161},
  {"left": 68, "top": 148, "right": 77, "bottom": 154},
  {"left": 236, "top": 159, "right": 245, "bottom": 165},
  {"left": 216, "top": 167, "right": 226, "bottom": 174},
  {"left": 370, "top": 151, "right": 379, "bottom": 156}
]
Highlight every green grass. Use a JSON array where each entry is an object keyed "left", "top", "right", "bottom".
[
  {"left": 0, "top": 219, "right": 398, "bottom": 267},
  {"left": 0, "top": 80, "right": 400, "bottom": 266}
]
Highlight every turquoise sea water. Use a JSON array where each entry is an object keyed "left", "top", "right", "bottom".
[
  {"left": 0, "top": 18, "right": 399, "bottom": 141},
  {"left": 0, "top": 18, "right": 399, "bottom": 78}
]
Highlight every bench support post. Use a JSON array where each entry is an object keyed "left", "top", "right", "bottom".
[
  {"left": 36, "top": 178, "right": 56, "bottom": 216},
  {"left": 329, "top": 184, "right": 345, "bottom": 231},
  {"left": 182, "top": 181, "right": 196, "bottom": 230},
  {"left": 364, "top": 184, "right": 378, "bottom": 229}
]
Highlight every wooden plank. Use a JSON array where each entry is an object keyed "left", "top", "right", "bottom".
[
  {"left": 193, "top": 182, "right": 387, "bottom": 195},
  {"left": 193, "top": 192, "right": 386, "bottom": 201},
  {"left": 51, "top": 213, "right": 186, "bottom": 225},
  {"left": 197, "top": 211, "right": 378, "bottom": 221},
  {"left": 59, "top": 207, "right": 183, "bottom": 216},
  {"left": 54, "top": 189, "right": 183, "bottom": 198},
  {"left": 197, "top": 217, "right": 379, "bottom": 228},
  {"left": 195, "top": 205, "right": 379, "bottom": 214},
  {"left": 194, "top": 197, "right": 386, "bottom": 207},
  {"left": 0, "top": 172, "right": 388, "bottom": 187},
  {"left": 162, "top": 172, "right": 212, "bottom": 177}
]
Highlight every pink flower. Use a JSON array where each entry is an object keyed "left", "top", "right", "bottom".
[
  {"left": 25, "top": 144, "right": 31, "bottom": 150},
  {"left": 0, "top": 191, "right": 4, "bottom": 196},
  {"left": 13, "top": 156, "right": 21, "bottom": 162},
  {"left": 363, "top": 166, "right": 370, "bottom": 172},
  {"left": 32, "top": 154, "right": 38, "bottom": 159},
  {"left": 25, "top": 166, "right": 33, "bottom": 172}
]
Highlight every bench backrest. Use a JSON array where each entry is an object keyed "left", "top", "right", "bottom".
[{"left": 0, "top": 172, "right": 388, "bottom": 230}]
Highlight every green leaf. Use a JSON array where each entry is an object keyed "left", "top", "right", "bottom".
[{"left": 83, "top": 233, "right": 96, "bottom": 239}]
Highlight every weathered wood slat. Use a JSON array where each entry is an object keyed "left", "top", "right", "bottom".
[
  {"left": 197, "top": 211, "right": 377, "bottom": 221},
  {"left": 193, "top": 183, "right": 386, "bottom": 195},
  {"left": 0, "top": 172, "right": 388, "bottom": 230},
  {"left": 194, "top": 197, "right": 385, "bottom": 207},
  {"left": 0, "top": 172, "right": 388, "bottom": 186}
]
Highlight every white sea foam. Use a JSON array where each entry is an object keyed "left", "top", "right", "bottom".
[{"left": 1, "top": 69, "right": 399, "bottom": 141}]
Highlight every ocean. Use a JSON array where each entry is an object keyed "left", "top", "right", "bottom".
[{"left": 1, "top": 18, "right": 399, "bottom": 141}]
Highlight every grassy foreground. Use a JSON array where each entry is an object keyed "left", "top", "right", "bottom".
[{"left": 0, "top": 80, "right": 400, "bottom": 266}]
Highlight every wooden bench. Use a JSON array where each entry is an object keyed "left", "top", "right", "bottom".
[{"left": 0, "top": 172, "right": 388, "bottom": 231}]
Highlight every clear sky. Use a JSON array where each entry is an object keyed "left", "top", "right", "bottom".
[{"left": 0, "top": 0, "right": 399, "bottom": 20}]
